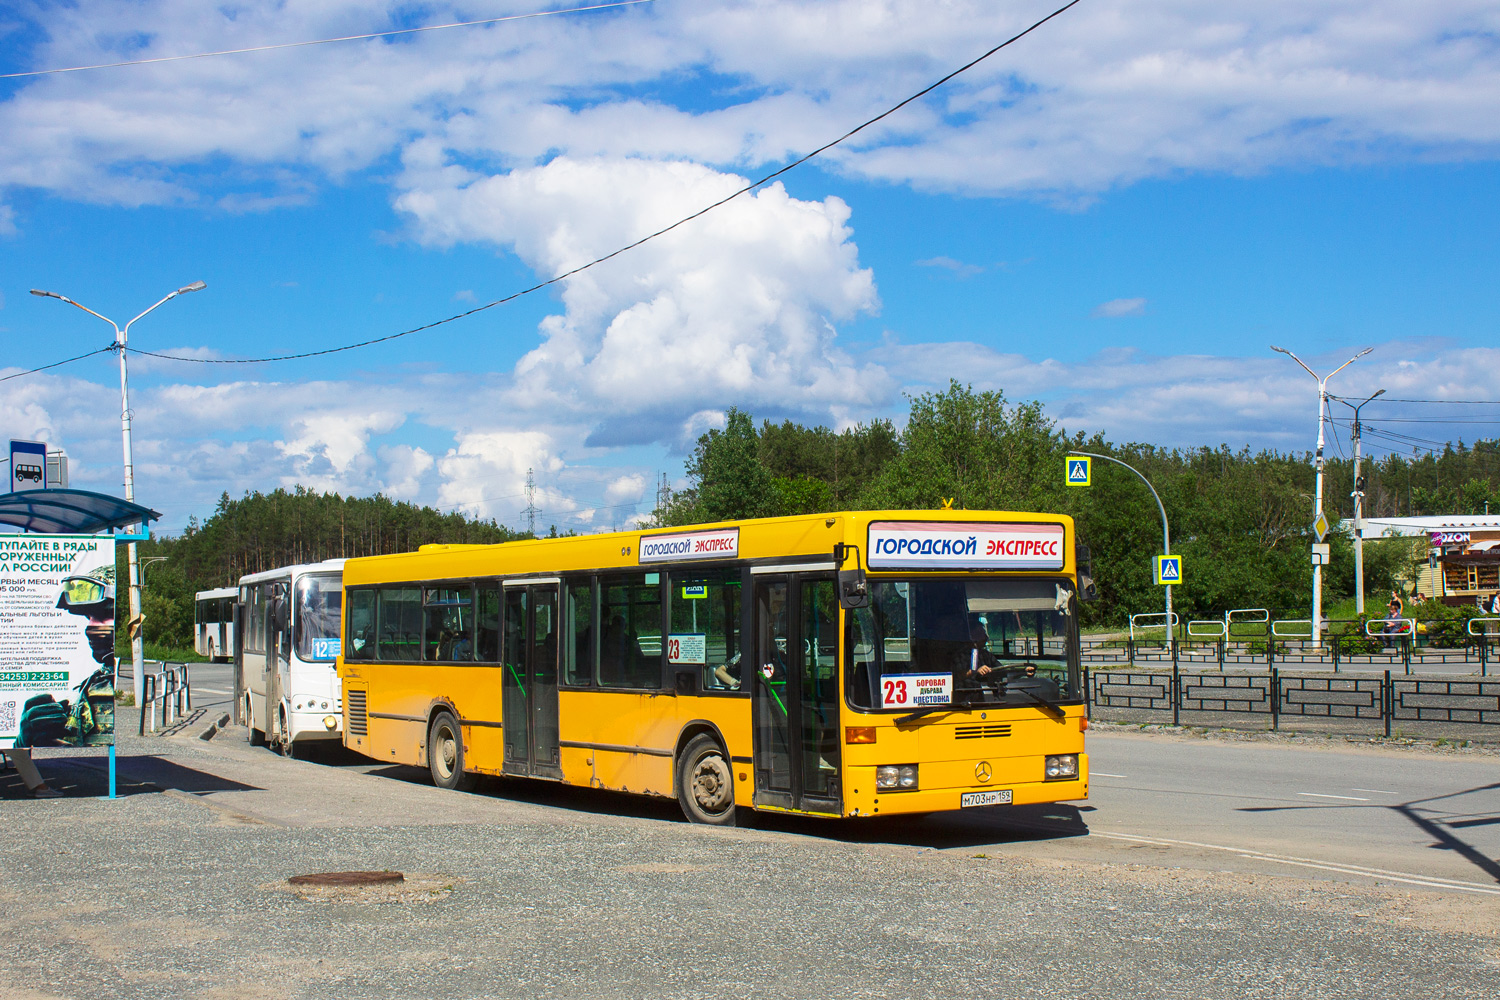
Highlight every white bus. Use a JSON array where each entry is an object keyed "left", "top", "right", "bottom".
[
  {"left": 236, "top": 559, "right": 345, "bottom": 756},
  {"left": 193, "top": 587, "right": 237, "bottom": 662}
]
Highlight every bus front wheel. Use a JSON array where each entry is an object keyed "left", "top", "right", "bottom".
[
  {"left": 677, "top": 734, "right": 736, "bottom": 826},
  {"left": 428, "top": 711, "right": 477, "bottom": 792}
]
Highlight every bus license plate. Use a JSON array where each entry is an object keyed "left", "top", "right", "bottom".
[{"left": 961, "top": 790, "right": 1013, "bottom": 808}]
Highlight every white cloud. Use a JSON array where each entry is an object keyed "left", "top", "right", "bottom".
[
  {"left": 9, "top": 335, "right": 1499, "bottom": 535},
  {"left": 916, "top": 256, "right": 984, "bottom": 278},
  {"left": 1092, "top": 297, "right": 1147, "bottom": 318},
  {"left": 378, "top": 444, "right": 434, "bottom": 500},
  {"left": 604, "top": 473, "right": 647, "bottom": 505},
  {"left": 3, "top": 2, "right": 1499, "bottom": 207},
  {"left": 0, "top": 205, "right": 15, "bottom": 237},
  {"left": 398, "top": 156, "right": 888, "bottom": 445}
]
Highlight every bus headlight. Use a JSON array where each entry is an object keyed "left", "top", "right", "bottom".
[
  {"left": 1045, "top": 754, "right": 1078, "bottom": 780},
  {"left": 876, "top": 765, "right": 918, "bottom": 791}
]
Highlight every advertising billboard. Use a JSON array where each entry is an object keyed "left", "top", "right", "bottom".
[{"left": 0, "top": 534, "right": 116, "bottom": 750}]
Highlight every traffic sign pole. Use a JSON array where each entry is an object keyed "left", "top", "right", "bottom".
[{"left": 1069, "top": 451, "right": 1172, "bottom": 640}]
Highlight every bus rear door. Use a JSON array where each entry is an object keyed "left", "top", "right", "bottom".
[{"left": 501, "top": 580, "right": 563, "bottom": 779}]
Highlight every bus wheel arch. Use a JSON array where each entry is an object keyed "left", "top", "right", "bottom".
[
  {"left": 675, "top": 725, "right": 736, "bottom": 826},
  {"left": 427, "top": 706, "right": 477, "bottom": 792}
]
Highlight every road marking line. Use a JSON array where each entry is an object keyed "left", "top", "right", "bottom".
[
  {"left": 193, "top": 687, "right": 231, "bottom": 695},
  {"left": 1298, "top": 792, "right": 1369, "bottom": 801},
  {"left": 1093, "top": 830, "right": 1500, "bottom": 895},
  {"left": 1238, "top": 856, "right": 1500, "bottom": 896},
  {"left": 1092, "top": 772, "right": 1128, "bottom": 778},
  {"left": 1351, "top": 788, "right": 1398, "bottom": 795}
]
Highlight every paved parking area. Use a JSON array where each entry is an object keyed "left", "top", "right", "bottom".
[{"left": 3, "top": 716, "right": 1499, "bottom": 999}]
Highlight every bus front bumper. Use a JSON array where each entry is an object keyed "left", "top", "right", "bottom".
[{"left": 842, "top": 759, "right": 1088, "bottom": 817}]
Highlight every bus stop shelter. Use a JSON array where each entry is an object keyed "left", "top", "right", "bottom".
[{"left": 0, "top": 488, "right": 160, "bottom": 798}]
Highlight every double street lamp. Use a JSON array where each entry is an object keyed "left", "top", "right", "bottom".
[
  {"left": 30, "top": 281, "right": 207, "bottom": 705},
  {"left": 1270, "top": 344, "right": 1372, "bottom": 648}
]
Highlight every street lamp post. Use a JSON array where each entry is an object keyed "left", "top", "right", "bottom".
[
  {"left": 1068, "top": 451, "right": 1173, "bottom": 638},
  {"left": 1336, "top": 389, "right": 1386, "bottom": 615},
  {"left": 30, "top": 282, "right": 207, "bottom": 705},
  {"left": 1271, "top": 345, "right": 1372, "bottom": 648}
]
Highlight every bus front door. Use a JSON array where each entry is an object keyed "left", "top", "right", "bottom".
[
  {"left": 752, "top": 574, "right": 842, "bottom": 815},
  {"left": 501, "top": 582, "right": 562, "bottom": 779}
]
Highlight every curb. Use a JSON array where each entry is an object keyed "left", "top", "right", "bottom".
[{"left": 198, "top": 712, "right": 232, "bottom": 742}]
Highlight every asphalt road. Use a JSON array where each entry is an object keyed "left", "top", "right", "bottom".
[{"left": 6, "top": 713, "right": 1498, "bottom": 998}]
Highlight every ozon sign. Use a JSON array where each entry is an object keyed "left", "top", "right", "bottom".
[
  {"left": 868, "top": 521, "right": 1065, "bottom": 570},
  {"left": 638, "top": 527, "right": 739, "bottom": 564}
]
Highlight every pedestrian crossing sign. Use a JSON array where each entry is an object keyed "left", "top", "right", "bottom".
[
  {"left": 1066, "top": 457, "right": 1091, "bottom": 487},
  {"left": 1155, "top": 555, "right": 1183, "bottom": 585}
]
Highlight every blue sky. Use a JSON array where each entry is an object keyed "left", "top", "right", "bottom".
[{"left": 2, "top": 1, "right": 1499, "bottom": 534}]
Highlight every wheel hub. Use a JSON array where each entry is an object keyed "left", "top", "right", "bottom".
[{"left": 691, "top": 756, "right": 732, "bottom": 812}]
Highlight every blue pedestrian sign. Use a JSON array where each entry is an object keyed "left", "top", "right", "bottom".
[
  {"left": 1154, "top": 555, "right": 1183, "bottom": 586},
  {"left": 1065, "top": 456, "right": 1091, "bottom": 487}
]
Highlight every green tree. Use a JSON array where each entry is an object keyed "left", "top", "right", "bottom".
[{"left": 665, "top": 408, "right": 778, "bottom": 524}]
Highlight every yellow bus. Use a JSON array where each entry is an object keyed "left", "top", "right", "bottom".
[{"left": 337, "top": 510, "right": 1088, "bottom": 824}]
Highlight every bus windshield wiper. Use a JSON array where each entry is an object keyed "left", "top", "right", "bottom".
[
  {"left": 894, "top": 707, "right": 960, "bottom": 725},
  {"left": 1003, "top": 685, "right": 1066, "bottom": 720}
]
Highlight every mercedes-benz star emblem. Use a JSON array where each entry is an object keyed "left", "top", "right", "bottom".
[{"left": 975, "top": 761, "right": 992, "bottom": 783}]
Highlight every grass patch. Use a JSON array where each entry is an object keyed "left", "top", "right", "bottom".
[{"left": 114, "top": 641, "right": 208, "bottom": 664}]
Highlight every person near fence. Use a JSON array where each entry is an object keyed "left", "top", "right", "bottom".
[
  {"left": 1390, "top": 590, "right": 1404, "bottom": 617},
  {"left": 1381, "top": 601, "right": 1406, "bottom": 649}
]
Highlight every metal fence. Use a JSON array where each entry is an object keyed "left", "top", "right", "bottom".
[
  {"left": 1083, "top": 622, "right": 1500, "bottom": 675},
  {"left": 138, "top": 661, "right": 192, "bottom": 735},
  {"left": 1086, "top": 665, "right": 1500, "bottom": 736}
]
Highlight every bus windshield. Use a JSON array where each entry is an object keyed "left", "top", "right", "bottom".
[
  {"left": 294, "top": 573, "right": 343, "bottom": 661},
  {"left": 846, "top": 577, "right": 1081, "bottom": 712}
]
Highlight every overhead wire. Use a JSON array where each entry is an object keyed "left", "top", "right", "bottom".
[
  {"left": 112, "top": 0, "right": 1087, "bottom": 368},
  {"left": 0, "top": 1, "right": 656, "bottom": 80},
  {"left": 0, "top": 345, "right": 114, "bottom": 383}
]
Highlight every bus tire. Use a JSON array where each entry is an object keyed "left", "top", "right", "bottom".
[
  {"left": 247, "top": 696, "right": 266, "bottom": 747},
  {"left": 276, "top": 708, "right": 296, "bottom": 759},
  {"left": 677, "top": 733, "right": 736, "bottom": 826},
  {"left": 428, "top": 711, "right": 477, "bottom": 792}
]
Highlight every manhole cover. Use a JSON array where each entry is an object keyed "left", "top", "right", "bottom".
[{"left": 288, "top": 871, "right": 404, "bottom": 887}]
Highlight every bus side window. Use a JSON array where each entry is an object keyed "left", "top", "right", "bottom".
[
  {"left": 378, "top": 587, "right": 422, "bottom": 661},
  {"left": 423, "top": 585, "right": 473, "bottom": 662},
  {"left": 475, "top": 585, "right": 501, "bottom": 663},
  {"left": 563, "top": 579, "right": 594, "bottom": 687},
  {"left": 598, "top": 573, "right": 662, "bottom": 689},
  {"left": 668, "top": 569, "right": 742, "bottom": 692},
  {"left": 347, "top": 589, "right": 376, "bottom": 660}
]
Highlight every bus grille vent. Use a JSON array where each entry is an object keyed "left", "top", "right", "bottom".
[
  {"left": 347, "top": 690, "right": 368, "bottom": 737},
  {"left": 955, "top": 724, "right": 1011, "bottom": 740}
]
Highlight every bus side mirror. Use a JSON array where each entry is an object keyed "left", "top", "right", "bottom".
[
  {"left": 834, "top": 543, "right": 869, "bottom": 610},
  {"left": 1076, "top": 543, "right": 1099, "bottom": 602}
]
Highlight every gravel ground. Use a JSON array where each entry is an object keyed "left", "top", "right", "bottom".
[{"left": 1, "top": 721, "right": 1497, "bottom": 999}]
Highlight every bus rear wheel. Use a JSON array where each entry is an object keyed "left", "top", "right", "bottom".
[
  {"left": 677, "top": 734, "right": 736, "bottom": 826},
  {"left": 428, "top": 711, "right": 477, "bottom": 792}
]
